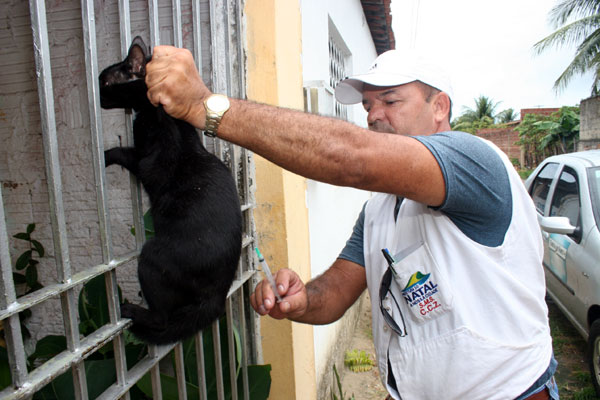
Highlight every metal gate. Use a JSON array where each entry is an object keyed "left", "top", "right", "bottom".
[{"left": 0, "top": 0, "right": 261, "bottom": 398}]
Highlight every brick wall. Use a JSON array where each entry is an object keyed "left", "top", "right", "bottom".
[
  {"left": 520, "top": 108, "right": 558, "bottom": 118},
  {"left": 476, "top": 124, "right": 522, "bottom": 166}
]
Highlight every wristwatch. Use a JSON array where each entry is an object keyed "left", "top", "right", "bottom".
[{"left": 203, "top": 94, "right": 230, "bottom": 137}]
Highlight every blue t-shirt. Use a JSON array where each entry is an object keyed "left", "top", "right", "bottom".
[{"left": 338, "top": 131, "right": 512, "bottom": 267}]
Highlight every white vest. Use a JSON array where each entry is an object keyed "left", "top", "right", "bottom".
[{"left": 364, "top": 142, "right": 552, "bottom": 400}]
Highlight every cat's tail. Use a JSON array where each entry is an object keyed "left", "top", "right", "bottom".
[{"left": 122, "top": 298, "right": 225, "bottom": 345}]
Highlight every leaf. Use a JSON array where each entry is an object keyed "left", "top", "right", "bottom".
[
  {"left": 13, "top": 232, "right": 30, "bottom": 241},
  {"left": 15, "top": 251, "right": 32, "bottom": 270},
  {"left": 29, "top": 335, "right": 67, "bottom": 365},
  {"left": 12, "top": 272, "right": 27, "bottom": 285},
  {"left": 25, "top": 265, "right": 38, "bottom": 288},
  {"left": 30, "top": 240, "right": 44, "bottom": 257},
  {"left": 242, "top": 365, "right": 272, "bottom": 400},
  {"left": 33, "top": 358, "right": 116, "bottom": 400},
  {"left": 26, "top": 224, "right": 35, "bottom": 234},
  {"left": 136, "top": 372, "right": 200, "bottom": 400},
  {"left": 143, "top": 210, "right": 155, "bottom": 239},
  {"left": 0, "top": 347, "right": 11, "bottom": 392},
  {"left": 78, "top": 275, "right": 122, "bottom": 336}
]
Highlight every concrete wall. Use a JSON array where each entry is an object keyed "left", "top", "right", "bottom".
[
  {"left": 245, "top": 1, "right": 316, "bottom": 399},
  {"left": 300, "top": 1, "right": 377, "bottom": 398},
  {"left": 579, "top": 96, "right": 600, "bottom": 151}
]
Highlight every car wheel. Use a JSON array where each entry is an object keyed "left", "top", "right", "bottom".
[{"left": 589, "top": 319, "right": 600, "bottom": 395}]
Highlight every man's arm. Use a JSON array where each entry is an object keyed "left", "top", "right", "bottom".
[
  {"left": 250, "top": 258, "right": 367, "bottom": 325},
  {"left": 146, "top": 46, "right": 446, "bottom": 207}
]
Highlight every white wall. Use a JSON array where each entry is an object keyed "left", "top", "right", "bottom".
[{"left": 300, "top": 0, "right": 379, "bottom": 386}]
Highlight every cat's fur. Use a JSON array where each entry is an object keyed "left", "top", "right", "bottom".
[{"left": 99, "top": 37, "right": 242, "bottom": 344}]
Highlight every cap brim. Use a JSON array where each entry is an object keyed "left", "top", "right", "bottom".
[{"left": 335, "top": 73, "right": 417, "bottom": 104}]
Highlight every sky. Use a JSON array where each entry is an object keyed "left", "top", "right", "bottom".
[{"left": 389, "top": 0, "right": 595, "bottom": 120}]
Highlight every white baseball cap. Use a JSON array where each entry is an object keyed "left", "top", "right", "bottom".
[{"left": 335, "top": 50, "right": 454, "bottom": 105}]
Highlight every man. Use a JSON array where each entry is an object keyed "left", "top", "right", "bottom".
[{"left": 146, "top": 47, "right": 558, "bottom": 399}]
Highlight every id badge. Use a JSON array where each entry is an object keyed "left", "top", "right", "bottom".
[{"left": 389, "top": 242, "right": 454, "bottom": 323}]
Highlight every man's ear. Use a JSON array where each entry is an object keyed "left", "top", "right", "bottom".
[
  {"left": 432, "top": 92, "right": 451, "bottom": 123},
  {"left": 127, "top": 36, "right": 148, "bottom": 75}
]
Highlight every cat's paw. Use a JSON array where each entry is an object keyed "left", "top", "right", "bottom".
[
  {"left": 120, "top": 303, "right": 137, "bottom": 319},
  {"left": 104, "top": 149, "right": 114, "bottom": 167}
]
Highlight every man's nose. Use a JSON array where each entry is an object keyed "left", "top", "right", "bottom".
[{"left": 367, "top": 104, "right": 386, "bottom": 126}]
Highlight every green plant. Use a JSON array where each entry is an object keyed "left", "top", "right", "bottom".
[
  {"left": 12, "top": 223, "right": 45, "bottom": 296},
  {"left": 0, "top": 273, "right": 271, "bottom": 399},
  {"left": 331, "top": 364, "right": 355, "bottom": 400},
  {"left": 344, "top": 349, "right": 375, "bottom": 372},
  {"left": 0, "top": 224, "right": 47, "bottom": 348}
]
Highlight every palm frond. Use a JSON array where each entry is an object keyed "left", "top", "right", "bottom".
[
  {"left": 534, "top": 14, "right": 600, "bottom": 54},
  {"left": 552, "top": 27, "right": 600, "bottom": 92},
  {"left": 549, "top": 0, "right": 600, "bottom": 27}
]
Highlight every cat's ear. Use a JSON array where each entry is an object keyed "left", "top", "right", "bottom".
[{"left": 127, "top": 36, "right": 148, "bottom": 75}]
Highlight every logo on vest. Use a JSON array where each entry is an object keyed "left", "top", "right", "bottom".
[{"left": 402, "top": 271, "right": 441, "bottom": 316}]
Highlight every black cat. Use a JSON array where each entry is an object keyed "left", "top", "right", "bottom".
[{"left": 99, "top": 36, "right": 242, "bottom": 344}]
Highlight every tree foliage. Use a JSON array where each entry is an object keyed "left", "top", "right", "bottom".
[
  {"left": 534, "top": 0, "right": 600, "bottom": 95},
  {"left": 451, "top": 96, "right": 518, "bottom": 133},
  {"left": 496, "top": 108, "right": 519, "bottom": 123},
  {"left": 516, "top": 106, "right": 580, "bottom": 168}
]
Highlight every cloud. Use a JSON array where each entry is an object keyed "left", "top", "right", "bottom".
[{"left": 390, "top": 0, "right": 593, "bottom": 118}]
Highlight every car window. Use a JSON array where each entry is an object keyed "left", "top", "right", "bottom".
[
  {"left": 530, "top": 162, "right": 559, "bottom": 214},
  {"left": 589, "top": 166, "right": 600, "bottom": 229},
  {"left": 549, "top": 166, "right": 580, "bottom": 227}
]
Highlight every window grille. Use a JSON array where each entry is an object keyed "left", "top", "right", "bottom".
[
  {"left": 328, "top": 36, "right": 349, "bottom": 120},
  {"left": 0, "top": 0, "right": 261, "bottom": 399}
]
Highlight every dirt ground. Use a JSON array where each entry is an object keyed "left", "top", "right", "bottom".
[{"left": 338, "top": 295, "right": 596, "bottom": 400}]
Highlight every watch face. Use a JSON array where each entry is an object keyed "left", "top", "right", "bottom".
[{"left": 207, "top": 95, "right": 230, "bottom": 112}]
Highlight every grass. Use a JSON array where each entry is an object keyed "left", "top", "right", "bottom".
[{"left": 548, "top": 297, "right": 600, "bottom": 399}]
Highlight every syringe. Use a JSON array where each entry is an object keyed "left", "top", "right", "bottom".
[{"left": 255, "top": 247, "right": 283, "bottom": 303}]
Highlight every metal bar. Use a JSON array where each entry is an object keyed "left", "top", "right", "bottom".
[
  {"left": 105, "top": 272, "right": 130, "bottom": 400},
  {"left": 174, "top": 342, "right": 188, "bottom": 399},
  {"left": 2, "top": 315, "right": 26, "bottom": 389},
  {"left": 96, "top": 343, "right": 175, "bottom": 400},
  {"left": 80, "top": 7, "right": 130, "bottom": 396},
  {"left": 226, "top": 299, "right": 238, "bottom": 400},
  {"left": 227, "top": 270, "right": 257, "bottom": 299},
  {"left": 148, "top": 0, "right": 160, "bottom": 49},
  {"left": 234, "top": 0, "right": 247, "bottom": 100},
  {"left": 82, "top": 0, "right": 112, "bottom": 265},
  {"left": 209, "top": 0, "right": 226, "bottom": 159},
  {"left": 238, "top": 292, "right": 250, "bottom": 400},
  {"left": 0, "top": 251, "right": 137, "bottom": 321},
  {"left": 148, "top": 345, "right": 164, "bottom": 400},
  {"left": 212, "top": 321, "right": 225, "bottom": 400},
  {"left": 0, "top": 188, "right": 27, "bottom": 388},
  {"left": 172, "top": 0, "right": 182, "bottom": 48},
  {"left": 0, "top": 187, "right": 16, "bottom": 309},
  {"left": 195, "top": 332, "right": 208, "bottom": 400},
  {"left": 192, "top": 0, "right": 203, "bottom": 72},
  {"left": 29, "top": 0, "right": 87, "bottom": 396},
  {"left": 119, "top": 0, "right": 145, "bottom": 255},
  {"left": 29, "top": 0, "right": 71, "bottom": 284},
  {"left": 0, "top": 319, "right": 130, "bottom": 399}
]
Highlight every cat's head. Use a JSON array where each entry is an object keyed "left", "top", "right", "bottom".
[{"left": 99, "top": 36, "right": 151, "bottom": 110}]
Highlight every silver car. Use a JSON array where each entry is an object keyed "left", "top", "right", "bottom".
[{"left": 524, "top": 150, "right": 600, "bottom": 395}]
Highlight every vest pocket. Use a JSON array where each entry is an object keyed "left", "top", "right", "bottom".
[{"left": 392, "top": 242, "right": 454, "bottom": 323}]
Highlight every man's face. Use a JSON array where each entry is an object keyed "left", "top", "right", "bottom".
[{"left": 361, "top": 82, "right": 438, "bottom": 136}]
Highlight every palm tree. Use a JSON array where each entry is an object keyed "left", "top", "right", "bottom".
[
  {"left": 451, "top": 96, "right": 500, "bottom": 133},
  {"left": 534, "top": 0, "right": 600, "bottom": 95},
  {"left": 496, "top": 108, "right": 519, "bottom": 123},
  {"left": 459, "top": 95, "right": 500, "bottom": 123}
]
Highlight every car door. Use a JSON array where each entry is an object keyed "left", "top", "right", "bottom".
[
  {"left": 530, "top": 162, "right": 560, "bottom": 270},
  {"left": 546, "top": 164, "right": 588, "bottom": 326}
]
